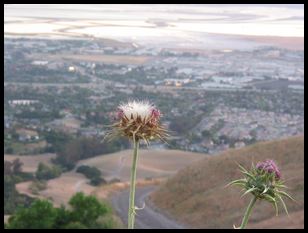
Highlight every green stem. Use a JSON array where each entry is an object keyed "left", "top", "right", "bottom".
[
  {"left": 128, "top": 138, "right": 140, "bottom": 229},
  {"left": 239, "top": 196, "right": 257, "bottom": 229}
]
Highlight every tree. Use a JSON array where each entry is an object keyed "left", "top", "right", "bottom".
[
  {"left": 6, "top": 193, "right": 114, "bottom": 229},
  {"left": 76, "top": 165, "right": 106, "bottom": 186},
  {"left": 55, "top": 136, "right": 130, "bottom": 170},
  {"left": 6, "top": 147, "right": 14, "bottom": 154},
  {"left": 43, "top": 130, "right": 72, "bottom": 153},
  {"left": 76, "top": 165, "right": 101, "bottom": 179},
  {"left": 201, "top": 130, "right": 212, "bottom": 138},
  {"left": 90, "top": 176, "right": 106, "bottom": 186},
  {"left": 69, "top": 192, "right": 110, "bottom": 227},
  {"left": 53, "top": 205, "right": 72, "bottom": 229},
  {"left": 36, "top": 162, "right": 61, "bottom": 180},
  {"left": 4, "top": 161, "right": 13, "bottom": 176},
  {"left": 4, "top": 159, "right": 23, "bottom": 175},
  {"left": 7, "top": 200, "right": 57, "bottom": 229},
  {"left": 12, "top": 158, "right": 23, "bottom": 174}
]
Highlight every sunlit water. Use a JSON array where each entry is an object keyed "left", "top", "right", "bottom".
[{"left": 4, "top": 4, "right": 304, "bottom": 50}]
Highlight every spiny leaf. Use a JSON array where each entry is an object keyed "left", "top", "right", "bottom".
[
  {"left": 272, "top": 200, "right": 279, "bottom": 216},
  {"left": 242, "top": 171, "right": 256, "bottom": 181},
  {"left": 241, "top": 187, "right": 258, "bottom": 197},
  {"left": 275, "top": 184, "right": 288, "bottom": 189},
  {"left": 251, "top": 161, "right": 255, "bottom": 169},
  {"left": 277, "top": 194, "right": 289, "bottom": 216},
  {"left": 263, "top": 194, "right": 276, "bottom": 203},
  {"left": 233, "top": 224, "right": 240, "bottom": 229},
  {"left": 277, "top": 190, "right": 295, "bottom": 201},
  {"left": 262, "top": 184, "right": 269, "bottom": 194},
  {"left": 233, "top": 183, "right": 247, "bottom": 189},
  {"left": 237, "top": 163, "right": 248, "bottom": 173},
  {"left": 225, "top": 179, "right": 247, "bottom": 187}
]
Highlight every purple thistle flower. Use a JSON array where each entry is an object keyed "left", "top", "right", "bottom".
[{"left": 256, "top": 159, "right": 281, "bottom": 180}]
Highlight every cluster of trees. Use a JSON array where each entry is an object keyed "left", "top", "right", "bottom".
[
  {"left": 4, "top": 159, "right": 35, "bottom": 215},
  {"left": 42, "top": 130, "right": 130, "bottom": 171},
  {"left": 43, "top": 130, "right": 73, "bottom": 153},
  {"left": 76, "top": 165, "right": 106, "bottom": 186},
  {"left": 169, "top": 113, "right": 203, "bottom": 135},
  {"left": 4, "top": 159, "right": 23, "bottom": 175},
  {"left": 29, "top": 179, "right": 47, "bottom": 195},
  {"left": 35, "top": 162, "right": 62, "bottom": 180},
  {"left": 5, "top": 192, "right": 118, "bottom": 229},
  {"left": 54, "top": 136, "right": 129, "bottom": 170},
  {"left": 4, "top": 175, "right": 34, "bottom": 215}
]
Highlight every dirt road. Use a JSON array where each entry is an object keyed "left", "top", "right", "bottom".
[{"left": 111, "top": 185, "right": 184, "bottom": 229}]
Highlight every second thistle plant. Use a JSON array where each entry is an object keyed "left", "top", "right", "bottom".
[
  {"left": 227, "top": 159, "right": 295, "bottom": 229},
  {"left": 108, "top": 100, "right": 169, "bottom": 229}
]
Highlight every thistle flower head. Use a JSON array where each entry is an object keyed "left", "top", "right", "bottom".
[
  {"left": 256, "top": 159, "right": 281, "bottom": 180},
  {"left": 108, "top": 100, "right": 169, "bottom": 144},
  {"left": 117, "top": 100, "right": 161, "bottom": 122},
  {"left": 228, "top": 160, "right": 294, "bottom": 216}
]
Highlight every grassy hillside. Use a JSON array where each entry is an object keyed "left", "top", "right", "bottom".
[
  {"left": 150, "top": 136, "right": 304, "bottom": 229},
  {"left": 77, "top": 149, "right": 206, "bottom": 182}
]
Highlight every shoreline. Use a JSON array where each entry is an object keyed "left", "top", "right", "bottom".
[{"left": 4, "top": 32, "right": 304, "bottom": 51}]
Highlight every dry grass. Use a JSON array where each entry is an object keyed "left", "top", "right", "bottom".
[
  {"left": 77, "top": 149, "right": 206, "bottom": 182},
  {"left": 15, "top": 149, "right": 205, "bottom": 208},
  {"left": 16, "top": 181, "right": 41, "bottom": 199},
  {"left": 16, "top": 172, "right": 95, "bottom": 207},
  {"left": 248, "top": 210, "right": 304, "bottom": 229},
  {"left": 4, "top": 153, "right": 56, "bottom": 173},
  {"left": 93, "top": 178, "right": 165, "bottom": 200},
  {"left": 150, "top": 136, "right": 304, "bottom": 229}
]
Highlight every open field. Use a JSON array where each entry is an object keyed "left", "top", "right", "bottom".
[
  {"left": 15, "top": 172, "right": 95, "bottom": 208},
  {"left": 4, "top": 153, "right": 56, "bottom": 173},
  {"left": 150, "top": 136, "right": 304, "bottom": 229},
  {"left": 77, "top": 149, "right": 207, "bottom": 182},
  {"left": 14, "top": 149, "right": 206, "bottom": 207}
]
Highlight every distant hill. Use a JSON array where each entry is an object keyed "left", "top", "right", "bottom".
[{"left": 150, "top": 136, "right": 304, "bottom": 229}]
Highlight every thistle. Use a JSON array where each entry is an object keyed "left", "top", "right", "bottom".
[
  {"left": 108, "top": 100, "right": 169, "bottom": 229},
  {"left": 227, "top": 159, "right": 295, "bottom": 229}
]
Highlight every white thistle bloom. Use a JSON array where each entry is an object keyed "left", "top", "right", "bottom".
[
  {"left": 118, "top": 100, "right": 155, "bottom": 121},
  {"left": 109, "top": 100, "right": 168, "bottom": 144}
]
